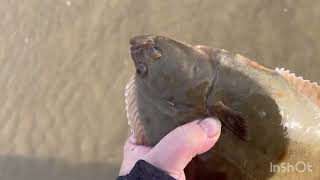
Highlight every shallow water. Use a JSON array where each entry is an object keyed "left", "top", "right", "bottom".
[{"left": 0, "top": 0, "right": 319, "bottom": 179}]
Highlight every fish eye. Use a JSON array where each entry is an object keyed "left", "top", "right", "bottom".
[
  {"left": 154, "top": 46, "right": 162, "bottom": 55},
  {"left": 154, "top": 46, "right": 161, "bottom": 52},
  {"left": 148, "top": 46, "right": 162, "bottom": 60}
]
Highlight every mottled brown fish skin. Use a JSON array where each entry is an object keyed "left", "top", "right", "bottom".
[
  {"left": 126, "top": 35, "right": 320, "bottom": 180},
  {"left": 129, "top": 35, "right": 215, "bottom": 146}
]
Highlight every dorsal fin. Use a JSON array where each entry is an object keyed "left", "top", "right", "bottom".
[
  {"left": 125, "top": 75, "right": 147, "bottom": 145},
  {"left": 275, "top": 68, "right": 320, "bottom": 107}
]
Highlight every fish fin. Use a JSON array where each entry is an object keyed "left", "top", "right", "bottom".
[
  {"left": 208, "top": 102, "right": 248, "bottom": 141},
  {"left": 236, "top": 54, "right": 274, "bottom": 73},
  {"left": 275, "top": 68, "right": 320, "bottom": 107},
  {"left": 195, "top": 45, "right": 213, "bottom": 54},
  {"left": 125, "top": 75, "right": 147, "bottom": 145}
]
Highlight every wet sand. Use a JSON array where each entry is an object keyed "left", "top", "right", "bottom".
[{"left": 0, "top": 0, "right": 319, "bottom": 179}]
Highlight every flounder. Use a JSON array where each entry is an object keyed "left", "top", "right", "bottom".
[{"left": 125, "top": 35, "right": 320, "bottom": 179}]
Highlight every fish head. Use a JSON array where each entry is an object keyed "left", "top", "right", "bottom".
[
  {"left": 128, "top": 35, "right": 216, "bottom": 145},
  {"left": 130, "top": 35, "right": 214, "bottom": 105},
  {"left": 130, "top": 35, "right": 200, "bottom": 78}
]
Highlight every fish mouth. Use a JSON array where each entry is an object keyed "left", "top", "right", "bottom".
[
  {"left": 130, "top": 35, "right": 157, "bottom": 59},
  {"left": 130, "top": 35, "right": 162, "bottom": 57},
  {"left": 129, "top": 36, "right": 162, "bottom": 76}
]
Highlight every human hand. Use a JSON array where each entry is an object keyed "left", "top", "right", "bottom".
[{"left": 119, "top": 118, "right": 221, "bottom": 180}]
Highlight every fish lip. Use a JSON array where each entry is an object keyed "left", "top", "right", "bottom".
[
  {"left": 130, "top": 39, "right": 155, "bottom": 52},
  {"left": 129, "top": 35, "right": 156, "bottom": 45},
  {"left": 129, "top": 40, "right": 149, "bottom": 72}
]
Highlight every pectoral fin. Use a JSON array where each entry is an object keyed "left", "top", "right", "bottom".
[{"left": 208, "top": 102, "right": 248, "bottom": 140}]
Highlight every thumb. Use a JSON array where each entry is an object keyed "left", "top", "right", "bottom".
[{"left": 143, "top": 118, "right": 221, "bottom": 178}]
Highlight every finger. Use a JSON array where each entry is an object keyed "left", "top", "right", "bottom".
[
  {"left": 119, "top": 135, "right": 152, "bottom": 175},
  {"left": 143, "top": 118, "right": 221, "bottom": 179}
]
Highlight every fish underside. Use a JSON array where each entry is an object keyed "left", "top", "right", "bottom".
[{"left": 125, "top": 35, "right": 320, "bottom": 180}]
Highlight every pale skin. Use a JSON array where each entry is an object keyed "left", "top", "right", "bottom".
[{"left": 119, "top": 118, "right": 222, "bottom": 180}]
